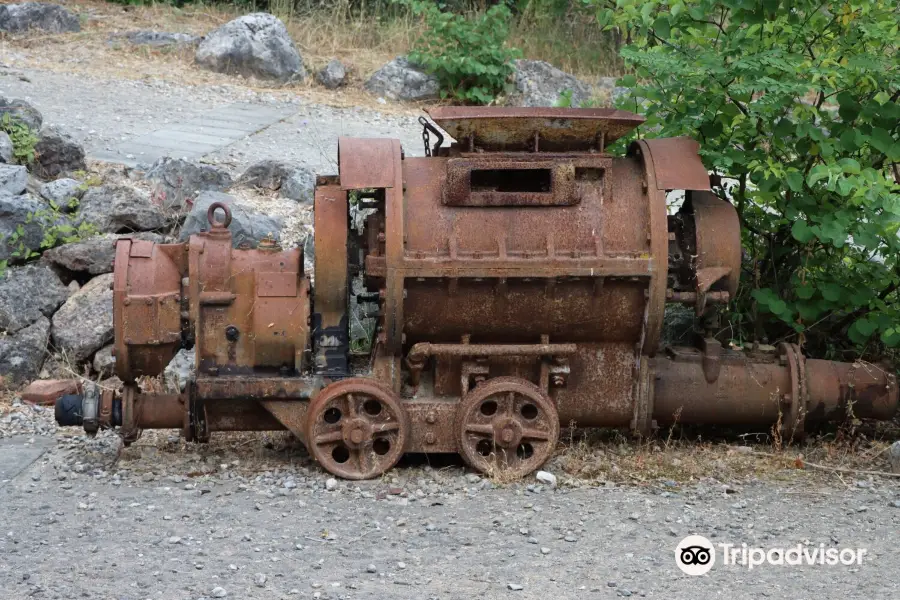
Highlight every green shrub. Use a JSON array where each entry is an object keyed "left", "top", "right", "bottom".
[
  {"left": 595, "top": 0, "right": 900, "bottom": 359},
  {"left": 0, "top": 114, "right": 38, "bottom": 164},
  {"left": 405, "top": 0, "right": 520, "bottom": 105}
]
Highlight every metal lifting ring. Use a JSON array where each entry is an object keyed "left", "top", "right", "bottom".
[{"left": 206, "top": 202, "right": 232, "bottom": 229}]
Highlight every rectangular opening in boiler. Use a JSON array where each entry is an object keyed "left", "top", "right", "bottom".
[{"left": 470, "top": 168, "right": 552, "bottom": 193}]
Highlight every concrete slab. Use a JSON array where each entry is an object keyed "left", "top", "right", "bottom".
[
  {"left": 0, "top": 436, "right": 54, "bottom": 487},
  {"left": 89, "top": 102, "right": 298, "bottom": 166}
]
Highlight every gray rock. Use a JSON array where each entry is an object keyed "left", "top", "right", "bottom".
[
  {"left": 889, "top": 441, "right": 900, "bottom": 474},
  {"left": 145, "top": 157, "right": 233, "bottom": 210},
  {"left": 316, "top": 59, "right": 346, "bottom": 89},
  {"left": 0, "top": 132, "right": 13, "bottom": 163},
  {"left": 123, "top": 30, "right": 199, "bottom": 48},
  {"left": 163, "top": 348, "right": 195, "bottom": 394},
  {"left": 177, "top": 191, "right": 282, "bottom": 249},
  {"left": 0, "top": 264, "right": 68, "bottom": 334},
  {"left": 51, "top": 273, "right": 114, "bottom": 363},
  {"left": 0, "top": 316, "right": 49, "bottom": 389},
  {"left": 32, "top": 127, "right": 86, "bottom": 179},
  {"left": 0, "top": 2, "right": 80, "bottom": 34},
  {"left": 535, "top": 470, "right": 558, "bottom": 488},
  {"left": 0, "top": 97, "right": 43, "bottom": 132},
  {"left": 92, "top": 344, "right": 115, "bottom": 375},
  {"left": 42, "top": 232, "right": 165, "bottom": 275},
  {"left": 195, "top": 13, "right": 305, "bottom": 82},
  {"left": 211, "top": 587, "right": 227, "bottom": 599},
  {"left": 280, "top": 167, "right": 315, "bottom": 204},
  {"left": 510, "top": 59, "right": 593, "bottom": 107},
  {"left": 597, "top": 76, "right": 630, "bottom": 105},
  {"left": 236, "top": 159, "right": 298, "bottom": 191},
  {"left": 364, "top": 56, "right": 439, "bottom": 101},
  {"left": 0, "top": 192, "right": 55, "bottom": 263},
  {"left": 77, "top": 184, "right": 169, "bottom": 233},
  {"left": 0, "top": 164, "right": 27, "bottom": 195},
  {"left": 38, "top": 178, "right": 83, "bottom": 210},
  {"left": 325, "top": 478, "right": 338, "bottom": 491}
]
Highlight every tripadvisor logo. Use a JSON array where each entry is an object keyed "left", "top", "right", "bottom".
[{"left": 675, "top": 535, "right": 868, "bottom": 575}]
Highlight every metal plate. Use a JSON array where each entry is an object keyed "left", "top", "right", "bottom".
[
  {"left": 427, "top": 107, "right": 644, "bottom": 151},
  {"left": 632, "top": 137, "right": 711, "bottom": 191},
  {"left": 257, "top": 272, "right": 298, "bottom": 297},
  {"left": 338, "top": 137, "right": 399, "bottom": 190}
]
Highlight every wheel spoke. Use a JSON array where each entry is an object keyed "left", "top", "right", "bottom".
[
  {"left": 372, "top": 421, "right": 401, "bottom": 434},
  {"left": 314, "top": 430, "right": 343, "bottom": 445},
  {"left": 345, "top": 393, "right": 358, "bottom": 418},
  {"left": 520, "top": 427, "right": 550, "bottom": 441},
  {"left": 503, "top": 392, "right": 515, "bottom": 416},
  {"left": 354, "top": 447, "right": 369, "bottom": 475},
  {"left": 465, "top": 422, "right": 494, "bottom": 437}
]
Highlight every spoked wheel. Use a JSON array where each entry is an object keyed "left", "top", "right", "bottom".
[
  {"left": 456, "top": 377, "right": 559, "bottom": 478},
  {"left": 305, "top": 378, "right": 409, "bottom": 480}
]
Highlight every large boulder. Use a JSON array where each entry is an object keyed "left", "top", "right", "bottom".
[
  {"left": 124, "top": 30, "right": 200, "bottom": 48},
  {"left": 77, "top": 184, "right": 170, "bottom": 233},
  {"left": 236, "top": 159, "right": 299, "bottom": 191},
  {"left": 0, "top": 264, "right": 68, "bottom": 334},
  {"left": 0, "top": 192, "right": 56, "bottom": 263},
  {"left": 195, "top": 13, "right": 305, "bottom": 82},
  {"left": 510, "top": 59, "right": 593, "bottom": 107},
  {"left": 280, "top": 167, "right": 315, "bottom": 205},
  {"left": 145, "top": 157, "right": 233, "bottom": 210},
  {"left": 0, "top": 97, "right": 43, "bottom": 131},
  {"left": 178, "top": 191, "right": 282, "bottom": 249},
  {"left": 51, "top": 273, "right": 114, "bottom": 363},
  {"left": 316, "top": 59, "right": 347, "bottom": 90},
  {"left": 39, "top": 177, "right": 83, "bottom": 210},
  {"left": 42, "top": 232, "right": 165, "bottom": 276},
  {"left": 0, "top": 164, "right": 27, "bottom": 195},
  {"left": 32, "top": 126, "right": 86, "bottom": 179},
  {"left": 0, "top": 2, "right": 80, "bottom": 34},
  {"left": 364, "top": 56, "right": 439, "bottom": 101},
  {"left": 0, "top": 316, "right": 49, "bottom": 389},
  {"left": 0, "top": 132, "right": 13, "bottom": 163}
]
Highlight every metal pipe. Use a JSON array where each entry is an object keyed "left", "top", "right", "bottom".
[
  {"left": 406, "top": 342, "right": 578, "bottom": 386},
  {"left": 651, "top": 354, "right": 898, "bottom": 427}
]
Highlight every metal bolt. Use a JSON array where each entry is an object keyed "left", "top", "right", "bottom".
[
  {"left": 425, "top": 412, "right": 436, "bottom": 424},
  {"left": 377, "top": 232, "right": 386, "bottom": 242},
  {"left": 145, "top": 297, "right": 153, "bottom": 305},
  {"left": 425, "top": 432, "right": 435, "bottom": 445},
  {"left": 123, "top": 298, "right": 131, "bottom": 306},
  {"left": 552, "top": 375, "right": 565, "bottom": 387}
]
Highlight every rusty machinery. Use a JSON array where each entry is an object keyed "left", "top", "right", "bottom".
[{"left": 54, "top": 108, "right": 898, "bottom": 480}]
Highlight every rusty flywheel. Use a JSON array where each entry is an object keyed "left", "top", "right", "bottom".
[
  {"left": 305, "top": 378, "right": 409, "bottom": 480},
  {"left": 456, "top": 377, "right": 560, "bottom": 478}
]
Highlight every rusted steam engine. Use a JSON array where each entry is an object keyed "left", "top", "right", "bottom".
[{"left": 55, "top": 108, "right": 898, "bottom": 479}]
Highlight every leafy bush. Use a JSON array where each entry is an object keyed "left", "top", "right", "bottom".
[
  {"left": 0, "top": 114, "right": 38, "bottom": 164},
  {"left": 405, "top": 0, "right": 520, "bottom": 105},
  {"left": 595, "top": 0, "right": 899, "bottom": 359}
]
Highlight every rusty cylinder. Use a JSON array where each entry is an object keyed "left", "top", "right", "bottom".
[{"left": 651, "top": 354, "right": 898, "bottom": 427}]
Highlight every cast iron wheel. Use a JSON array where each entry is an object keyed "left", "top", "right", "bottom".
[
  {"left": 456, "top": 376, "right": 559, "bottom": 478},
  {"left": 305, "top": 378, "right": 409, "bottom": 480}
]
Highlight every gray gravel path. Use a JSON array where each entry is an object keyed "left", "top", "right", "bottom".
[
  {"left": 0, "top": 69, "right": 423, "bottom": 174},
  {"left": 1, "top": 403, "right": 899, "bottom": 600}
]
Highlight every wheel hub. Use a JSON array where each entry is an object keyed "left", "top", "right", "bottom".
[{"left": 493, "top": 417, "right": 523, "bottom": 448}]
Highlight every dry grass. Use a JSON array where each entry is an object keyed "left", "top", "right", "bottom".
[{"left": 552, "top": 421, "right": 900, "bottom": 488}]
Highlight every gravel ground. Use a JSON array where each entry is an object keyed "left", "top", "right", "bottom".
[{"left": 2, "top": 399, "right": 899, "bottom": 600}]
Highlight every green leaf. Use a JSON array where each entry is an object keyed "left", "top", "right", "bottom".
[
  {"left": 786, "top": 171, "right": 804, "bottom": 192},
  {"left": 820, "top": 283, "right": 842, "bottom": 302},
  {"left": 791, "top": 220, "right": 814, "bottom": 243},
  {"left": 619, "top": 74, "right": 637, "bottom": 87}
]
